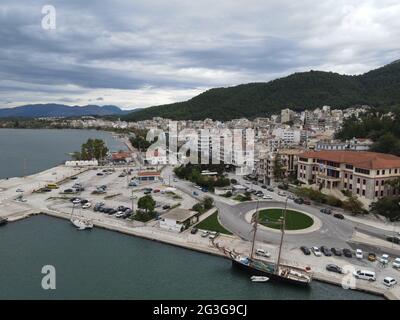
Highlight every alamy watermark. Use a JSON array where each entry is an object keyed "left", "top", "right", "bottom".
[
  {"left": 41, "top": 5, "right": 56, "bottom": 30},
  {"left": 41, "top": 265, "right": 56, "bottom": 290},
  {"left": 144, "top": 121, "right": 255, "bottom": 174}
]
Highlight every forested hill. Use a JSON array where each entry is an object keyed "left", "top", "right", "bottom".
[{"left": 123, "top": 60, "right": 400, "bottom": 121}]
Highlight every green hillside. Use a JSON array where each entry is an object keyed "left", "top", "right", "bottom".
[{"left": 124, "top": 60, "right": 400, "bottom": 121}]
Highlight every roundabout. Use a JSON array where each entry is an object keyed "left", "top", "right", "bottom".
[{"left": 258, "top": 208, "right": 314, "bottom": 231}]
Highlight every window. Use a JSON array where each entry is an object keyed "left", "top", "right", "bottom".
[
  {"left": 382, "top": 170, "right": 386, "bottom": 175},
  {"left": 350, "top": 175, "right": 353, "bottom": 179},
  {"left": 345, "top": 173, "right": 348, "bottom": 179},
  {"left": 381, "top": 180, "right": 385, "bottom": 186},
  {"left": 344, "top": 183, "right": 347, "bottom": 188},
  {"left": 381, "top": 191, "right": 384, "bottom": 197},
  {"left": 376, "top": 181, "right": 379, "bottom": 186},
  {"left": 357, "top": 178, "right": 360, "bottom": 183},
  {"left": 375, "top": 191, "right": 378, "bottom": 197},
  {"left": 349, "top": 184, "right": 353, "bottom": 190},
  {"left": 357, "top": 188, "right": 360, "bottom": 194},
  {"left": 346, "top": 164, "right": 353, "bottom": 170},
  {"left": 395, "top": 169, "right": 398, "bottom": 174},
  {"left": 362, "top": 190, "right": 366, "bottom": 196},
  {"left": 355, "top": 168, "right": 370, "bottom": 175},
  {"left": 363, "top": 179, "right": 366, "bottom": 185}
]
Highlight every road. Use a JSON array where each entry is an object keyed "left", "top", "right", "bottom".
[{"left": 161, "top": 166, "right": 400, "bottom": 256}]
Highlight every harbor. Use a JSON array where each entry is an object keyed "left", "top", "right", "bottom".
[{"left": 0, "top": 128, "right": 398, "bottom": 300}]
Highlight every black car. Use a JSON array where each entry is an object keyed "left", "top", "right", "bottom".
[
  {"left": 387, "top": 236, "right": 400, "bottom": 244},
  {"left": 108, "top": 209, "right": 117, "bottom": 215},
  {"left": 300, "top": 246, "right": 311, "bottom": 255},
  {"left": 64, "top": 189, "right": 74, "bottom": 193},
  {"left": 97, "top": 172, "right": 104, "bottom": 176},
  {"left": 331, "top": 248, "right": 342, "bottom": 256},
  {"left": 334, "top": 213, "right": 345, "bottom": 220},
  {"left": 162, "top": 205, "right": 171, "bottom": 210},
  {"left": 124, "top": 208, "right": 133, "bottom": 214},
  {"left": 343, "top": 248, "right": 352, "bottom": 258},
  {"left": 326, "top": 264, "right": 343, "bottom": 274},
  {"left": 320, "top": 208, "right": 332, "bottom": 215},
  {"left": 294, "top": 198, "right": 304, "bottom": 204},
  {"left": 320, "top": 246, "right": 332, "bottom": 256},
  {"left": 80, "top": 199, "right": 89, "bottom": 205},
  {"left": 191, "top": 228, "right": 198, "bottom": 235},
  {"left": 70, "top": 176, "right": 78, "bottom": 180},
  {"left": 261, "top": 185, "right": 267, "bottom": 189},
  {"left": 98, "top": 206, "right": 106, "bottom": 213}
]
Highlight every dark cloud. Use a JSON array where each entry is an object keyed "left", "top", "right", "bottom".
[{"left": 0, "top": 0, "right": 399, "bottom": 109}]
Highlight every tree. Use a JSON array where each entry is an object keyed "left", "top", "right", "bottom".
[
  {"left": 73, "top": 138, "right": 109, "bottom": 160},
  {"left": 386, "top": 177, "right": 400, "bottom": 194},
  {"left": 371, "top": 133, "right": 400, "bottom": 156},
  {"left": 343, "top": 196, "right": 366, "bottom": 216},
  {"left": 370, "top": 197, "right": 400, "bottom": 221},
  {"left": 137, "top": 195, "right": 156, "bottom": 213},
  {"left": 203, "top": 197, "right": 214, "bottom": 211},
  {"left": 273, "top": 154, "right": 285, "bottom": 182}
]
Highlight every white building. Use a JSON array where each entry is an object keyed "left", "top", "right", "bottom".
[{"left": 159, "top": 208, "right": 199, "bottom": 233}]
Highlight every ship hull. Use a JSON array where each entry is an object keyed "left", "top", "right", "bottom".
[{"left": 232, "top": 259, "right": 310, "bottom": 286}]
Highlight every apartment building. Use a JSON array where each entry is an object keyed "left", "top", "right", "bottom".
[{"left": 297, "top": 151, "right": 400, "bottom": 201}]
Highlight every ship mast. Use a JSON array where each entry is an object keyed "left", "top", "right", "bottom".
[
  {"left": 250, "top": 199, "right": 260, "bottom": 260},
  {"left": 275, "top": 198, "right": 288, "bottom": 274}
]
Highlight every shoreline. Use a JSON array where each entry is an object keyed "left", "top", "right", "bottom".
[{"left": 6, "top": 209, "right": 389, "bottom": 300}]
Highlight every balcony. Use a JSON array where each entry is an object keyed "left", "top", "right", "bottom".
[{"left": 316, "top": 174, "right": 341, "bottom": 182}]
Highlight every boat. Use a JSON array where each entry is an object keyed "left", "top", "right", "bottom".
[
  {"left": 0, "top": 217, "right": 8, "bottom": 226},
  {"left": 251, "top": 276, "right": 269, "bottom": 282},
  {"left": 70, "top": 203, "right": 93, "bottom": 230},
  {"left": 70, "top": 218, "right": 93, "bottom": 230},
  {"left": 212, "top": 199, "right": 312, "bottom": 286}
]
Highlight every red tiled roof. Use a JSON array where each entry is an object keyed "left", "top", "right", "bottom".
[
  {"left": 138, "top": 171, "right": 160, "bottom": 177},
  {"left": 299, "top": 151, "right": 400, "bottom": 170}
]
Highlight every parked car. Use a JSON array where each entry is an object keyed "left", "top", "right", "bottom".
[
  {"left": 82, "top": 203, "right": 92, "bottom": 209},
  {"left": 72, "top": 199, "right": 81, "bottom": 204},
  {"left": 334, "top": 213, "right": 345, "bottom": 220},
  {"left": 267, "top": 187, "right": 274, "bottom": 192},
  {"left": 320, "top": 208, "right": 332, "bottom": 215},
  {"left": 153, "top": 189, "right": 160, "bottom": 193},
  {"left": 320, "top": 246, "right": 332, "bottom": 257},
  {"left": 331, "top": 248, "right": 342, "bottom": 256},
  {"left": 64, "top": 189, "right": 74, "bottom": 194},
  {"left": 294, "top": 198, "right": 304, "bottom": 204},
  {"left": 162, "top": 205, "right": 171, "bottom": 210},
  {"left": 209, "top": 232, "right": 219, "bottom": 240},
  {"left": 144, "top": 190, "right": 152, "bottom": 195},
  {"left": 193, "top": 191, "right": 199, "bottom": 196},
  {"left": 303, "top": 199, "right": 311, "bottom": 205},
  {"left": 379, "top": 254, "right": 390, "bottom": 265},
  {"left": 383, "top": 277, "right": 397, "bottom": 287},
  {"left": 300, "top": 246, "right": 311, "bottom": 255},
  {"left": 356, "top": 249, "right": 364, "bottom": 259},
  {"left": 255, "top": 249, "right": 271, "bottom": 258},
  {"left": 262, "top": 195, "right": 273, "bottom": 200},
  {"left": 201, "top": 231, "right": 210, "bottom": 238},
  {"left": 393, "top": 258, "right": 400, "bottom": 269},
  {"left": 312, "top": 247, "right": 322, "bottom": 257},
  {"left": 353, "top": 270, "right": 376, "bottom": 282},
  {"left": 191, "top": 228, "right": 198, "bottom": 235},
  {"left": 343, "top": 248, "right": 352, "bottom": 258},
  {"left": 261, "top": 185, "right": 267, "bottom": 189},
  {"left": 96, "top": 172, "right": 104, "bottom": 176},
  {"left": 326, "top": 264, "right": 343, "bottom": 274},
  {"left": 16, "top": 188, "right": 24, "bottom": 193},
  {"left": 70, "top": 176, "right": 78, "bottom": 180},
  {"left": 368, "top": 253, "right": 377, "bottom": 262}
]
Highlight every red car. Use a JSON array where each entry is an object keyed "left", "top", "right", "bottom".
[
  {"left": 153, "top": 189, "right": 160, "bottom": 193},
  {"left": 303, "top": 199, "right": 311, "bottom": 205}
]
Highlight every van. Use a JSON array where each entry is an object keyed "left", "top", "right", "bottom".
[{"left": 353, "top": 270, "right": 376, "bottom": 281}]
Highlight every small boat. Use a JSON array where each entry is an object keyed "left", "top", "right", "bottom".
[
  {"left": 251, "top": 276, "right": 269, "bottom": 282},
  {"left": 70, "top": 218, "right": 93, "bottom": 230},
  {"left": 0, "top": 217, "right": 8, "bottom": 226}
]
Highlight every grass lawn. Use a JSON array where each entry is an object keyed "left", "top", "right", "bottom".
[
  {"left": 258, "top": 209, "right": 313, "bottom": 231},
  {"left": 195, "top": 211, "right": 233, "bottom": 235},
  {"left": 233, "top": 194, "right": 251, "bottom": 202}
]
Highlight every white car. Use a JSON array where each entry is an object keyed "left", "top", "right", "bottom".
[
  {"left": 278, "top": 191, "right": 286, "bottom": 197},
  {"left": 255, "top": 248, "right": 271, "bottom": 258},
  {"left": 383, "top": 277, "right": 397, "bottom": 287},
  {"left": 312, "top": 247, "right": 322, "bottom": 257},
  {"left": 392, "top": 258, "right": 400, "bottom": 269},
  {"left": 115, "top": 211, "right": 125, "bottom": 218},
  {"left": 262, "top": 195, "right": 273, "bottom": 200},
  {"left": 72, "top": 199, "right": 81, "bottom": 204},
  {"left": 353, "top": 270, "right": 376, "bottom": 281},
  {"left": 82, "top": 203, "right": 91, "bottom": 209},
  {"left": 16, "top": 188, "right": 24, "bottom": 193},
  {"left": 379, "top": 254, "right": 390, "bottom": 265},
  {"left": 356, "top": 249, "right": 363, "bottom": 259}
]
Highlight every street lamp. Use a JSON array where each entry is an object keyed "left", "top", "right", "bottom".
[{"left": 131, "top": 190, "right": 137, "bottom": 213}]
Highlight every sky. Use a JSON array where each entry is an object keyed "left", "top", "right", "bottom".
[{"left": 1, "top": 0, "right": 400, "bottom": 110}]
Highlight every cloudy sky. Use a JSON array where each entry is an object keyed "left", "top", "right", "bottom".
[{"left": 1, "top": 0, "right": 400, "bottom": 110}]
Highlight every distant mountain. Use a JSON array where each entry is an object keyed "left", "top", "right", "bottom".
[
  {"left": 123, "top": 60, "right": 400, "bottom": 121},
  {"left": 0, "top": 104, "right": 130, "bottom": 118}
]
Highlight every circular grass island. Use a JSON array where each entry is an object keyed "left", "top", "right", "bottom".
[{"left": 257, "top": 209, "right": 314, "bottom": 231}]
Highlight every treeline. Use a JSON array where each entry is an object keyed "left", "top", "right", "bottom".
[
  {"left": 123, "top": 60, "right": 400, "bottom": 121},
  {"left": 174, "top": 164, "right": 230, "bottom": 190},
  {"left": 336, "top": 107, "right": 400, "bottom": 155}
]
